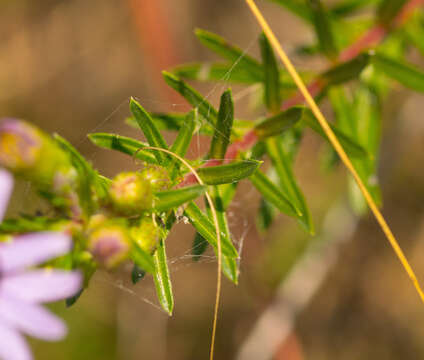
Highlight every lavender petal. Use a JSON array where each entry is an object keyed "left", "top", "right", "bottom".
[
  {"left": 0, "top": 322, "right": 32, "bottom": 360},
  {"left": 0, "top": 232, "right": 71, "bottom": 273},
  {"left": 0, "top": 296, "right": 67, "bottom": 341},
  {"left": 2, "top": 270, "right": 82, "bottom": 303},
  {"left": 0, "top": 168, "right": 13, "bottom": 222}
]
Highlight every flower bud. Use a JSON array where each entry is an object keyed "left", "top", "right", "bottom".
[
  {"left": 139, "top": 166, "right": 170, "bottom": 192},
  {"left": 88, "top": 221, "right": 130, "bottom": 268},
  {"left": 130, "top": 216, "right": 160, "bottom": 253},
  {"left": 0, "top": 119, "right": 73, "bottom": 188},
  {"left": 109, "top": 172, "right": 153, "bottom": 215}
]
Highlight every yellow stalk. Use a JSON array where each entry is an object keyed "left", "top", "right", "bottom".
[
  {"left": 245, "top": 0, "right": 424, "bottom": 303},
  {"left": 141, "top": 146, "right": 222, "bottom": 360}
]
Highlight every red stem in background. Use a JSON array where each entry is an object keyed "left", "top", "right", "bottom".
[
  {"left": 128, "top": 0, "right": 183, "bottom": 105},
  {"left": 177, "top": 0, "right": 422, "bottom": 186}
]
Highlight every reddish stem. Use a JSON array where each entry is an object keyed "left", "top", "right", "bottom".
[
  {"left": 179, "top": 0, "right": 422, "bottom": 185},
  {"left": 339, "top": 25, "right": 386, "bottom": 62},
  {"left": 128, "top": 0, "right": 182, "bottom": 105},
  {"left": 282, "top": 79, "right": 324, "bottom": 109}
]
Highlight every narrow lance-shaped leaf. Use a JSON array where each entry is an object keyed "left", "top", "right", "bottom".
[
  {"left": 153, "top": 185, "right": 206, "bottom": 212},
  {"left": 54, "top": 134, "right": 96, "bottom": 216},
  {"left": 329, "top": 0, "right": 379, "bottom": 17},
  {"left": 191, "top": 182, "right": 237, "bottom": 261},
  {"left": 249, "top": 170, "right": 299, "bottom": 218},
  {"left": 268, "top": 0, "right": 313, "bottom": 23},
  {"left": 195, "top": 28, "right": 264, "bottom": 81},
  {"left": 301, "top": 109, "right": 368, "bottom": 158},
  {"left": 197, "top": 160, "right": 261, "bottom": 185},
  {"left": 260, "top": 33, "right": 282, "bottom": 113},
  {"left": 126, "top": 112, "right": 184, "bottom": 132},
  {"left": 321, "top": 53, "right": 370, "bottom": 86},
  {"left": 153, "top": 238, "right": 173, "bottom": 315},
  {"left": 192, "top": 232, "right": 209, "bottom": 262},
  {"left": 372, "top": 54, "right": 424, "bottom": 93},
  {"left": 209, "top": 89, "right": 234, "bottom": 160},
  {"left": 184, "top": 202, "right": 238, "bottom": 258},
  {"left": 163, "top": 71, "right": 218, "bottom": 126},
  {"left": 131, "top": 264, "right": 146, "bottom": 284},
  {"left": 172, "top": 62, "right": 262, "bottom": 84},
  {"left": 266, "top": 136, "right": 314, "bottom": 234},
  {"left": 257, "top": 198, "right": 277, "bottom": 233},
  {"left": 205, "top": 186, "right": 239, "bottom": 283},
  {"left": 130, "top": 243, "right": 155, "bottom": 274},
  {"left": 88, "top": 133, "right": 158, "bottom": 164},
  {"left": 129, "top": 98, "right": 169, "bottom": 164},
  {"left": 219, "top": 183, "right": 238, "bottom": 210},
  {"left": 254, "top": 107, "right": 304, "bottom": 139},
  {"left": 404, "top": 12, "right": 424, "bottom": 57},
  {"left": 169, "top": 110, "right": 196, "bottom": 179},
  {"left": 377, "top": 0, "right": 407, "bottom": 26},
  {"left": 309, "top": 0, "right": 337, "bottom": 59}
]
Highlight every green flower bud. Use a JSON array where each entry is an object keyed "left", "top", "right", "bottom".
[
  {"left": 88, "top": 221, "right": 130, "bottom": 268},
  {"left": 109, "top": 172, "right": 153, "bottom": 215},
  {"left": 139, "top": 166, "right": 170, "bottom": 192},
  {"left": 130, "top": 216, "right": 160, "bottom": 253},
  {"left": 0, "top": 119, "right": 73, "bottom": 188}
]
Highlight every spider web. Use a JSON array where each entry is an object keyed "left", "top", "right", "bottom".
[{"left": 62, "top": 34, "right": 262, "bottom": 312}]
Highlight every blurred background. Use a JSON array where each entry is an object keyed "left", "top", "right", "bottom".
[{"left": 1, "top": 0, "right": 424, "bottom": 359}]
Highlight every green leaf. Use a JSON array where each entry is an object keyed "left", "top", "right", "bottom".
[
  {"left": 309, "top": 0, "right": 337, "bottom": 59},
  {"left": 197, "top": 160, "right": 261, "bottom": 185},
  {"left": 321, "top": 53, "right": 370, "bottom": 86},
  {"left": 257, "top": 198, "right": 277, "bottom": 233},
  {"left": 153, "top": 185, "right": 206, "bottom": 212},
  {"left": 372, "top": 54, "right": 424, "bottom": 92},
  {"left": 153, "top": 238, "right": 173, "bottom": 315},
  {"left": 404, "top": 12, "right": 424, "bottom": 57},
  {"left": 130, "top": 242, "right": 155, "bottom": 274},
  {"left": 88, "top": 133, "right": 157, "bottom": 164},
  {"left": 129, "top": 98, "right": 169, "bottom": 163},
  {"left": 162, "top": 71, "right": 218, "bottom": 126},
  {"left": 205, "top": 186, "right": 239, "bottom": 283},
  {"left": 54, "top": 134, "right": 96, "bottom": 216},
  {"left": 249, "top": 170, "right": 299, "bottom": 218},
  {"left": 377, "top": 0, "right": 407, "bottom": 25},
  {"left": 126, "top": 112, "right": 185, "bottom": 131},
  {"left": 219, "top": 183, "right": 238, "bottom": 211},
  {"left": 195, "top": 29, "right": 263, "bottom": 81},
  {"left": 260, "top": 33, "right": 282, "bottom": 113},
  {"left": 131, "top": 264, "right": 146, "bottom": 284},
  {"left": 302, "top": 110, "right": 368, "bottom": 158},
  {"left": 184, "top": 202, "right": 238, "bottom": 258},
  {"left": 172, "top": 62, "right": 262, "bottom": 84},
  {"left": 0, "top": 216, "right": 56, "bottom": 234},
  {"left": 255, "top": 107, "right": 304, "bottom": 139},
  {"left": 268, "top": 0, "right": 312, "bottom": 23},
  {"left": 192, "top": 232, "right": 209, "bottom": 262},
  {"left": 170, "top": 110, "right": 196, "bottom": 158},
  {"left": 329, "top": 0, "right": 378, "bottom": 17},
  {"left": 169, "top": 110, "right": 196, "bottom": 179},
  {"left": 65, "top": 289, "right": 83, "bottom": 308},
  {"left": 209, "top": 89, "right": 234, "bottom": 159},
  {"left": 266, "top": 137, "right": 314, "bottom": 233}
]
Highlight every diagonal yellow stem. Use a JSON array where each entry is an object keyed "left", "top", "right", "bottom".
[{"left": 245, "top": 0, "right": 424, "bottom": 304}]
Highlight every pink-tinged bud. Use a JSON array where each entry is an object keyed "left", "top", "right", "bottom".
[
  {"left": 0, "top": 119, "right": 42, "bottom": 170},
  {"left": 88, "top": 222, "right": 130, "bottom": 268},
  {"left": 109, "top": 172, "right": 153, "bottom": 215},
  {"left": 130, "top": 216, "right": 160, "bottom": 253},
  {"left": 0, "top": 119, "right": 73, "bottom": 187},
  {"left": 139, "top": 166, "right": 171, "bottom": 192}
]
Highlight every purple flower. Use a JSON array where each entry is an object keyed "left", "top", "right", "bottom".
[{"left": 0, "top": 169, "right": 82, "bottom": 360}]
